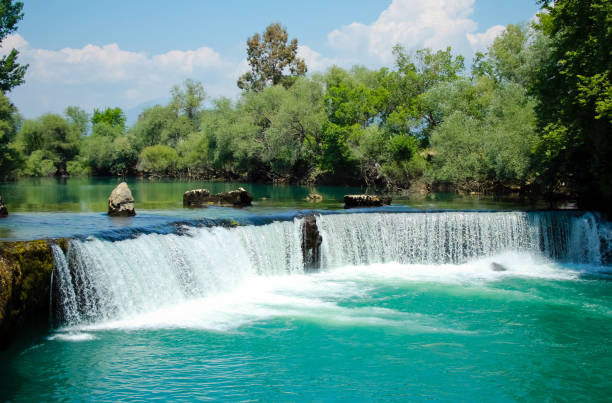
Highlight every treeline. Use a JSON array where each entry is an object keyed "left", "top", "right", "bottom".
[
  {"left": 0, "top": 25, "right": 542, "bottom": 190},
  {"left": 1, "top": 1, "right": 610, "bottom": 210}
]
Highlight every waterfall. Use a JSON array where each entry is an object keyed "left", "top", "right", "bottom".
[
  {"left": 53, "top": 219, "right": 304, "bottom": 326},
  {"left": 50, "top": 211, "right": 609, "bottom": 328},
  {"left": 51, "top": 244, "right": 80, "bottom": 326},
  {"left": 317, "top": 211, "right": 605, "bottom": 268}
]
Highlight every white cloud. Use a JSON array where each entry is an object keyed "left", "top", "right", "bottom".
[
  {"left": 152, "top": 47, "right": 224, "bottom": 74},
  {"left": 297, "top": 45, "right": 350, "bottom": 72},
  {"left": 466, "top": 25, "right": 505, "bottom": 51},
  {"left": 8, "top": 39, "right": 239, "bottom": 118},
  {"left": 0, "top": 33, "right": 29, "bottom": 56},
  {"left": 327, "top": 0, "right": 506, "bottom": 65}
]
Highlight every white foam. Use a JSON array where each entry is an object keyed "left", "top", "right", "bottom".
[
  {"left": 57, "top": 251, "right": 584, "bottom": 334},
  {"left": 48, "top": 332, "right": 97, "bottom": 342}
]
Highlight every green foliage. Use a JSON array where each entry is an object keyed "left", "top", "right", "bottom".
[
  {"left": 533, "top": 0, "right": 612, "bottom": 208},
  {"left": 320, "top": 122, "right": 359, "bottom": 177},
  {"left": 81, "top": 122, "right": 136, "bottom": 176},
  {"left": 139, "top": 145, "right": 178, "bottom": 175},
  {"left": 171, "top": 79, "right": 206, "bottom": 123},
  {"left": 66, "top": 159, "right": 90, "bottom": 176},
  {"left": 237, "top": 23, "right": 307, "bottom": 92},
  {"left": 0, "top": 92, "right": 20, "bottom": 178},
  {"left": 91, "top": 107, "right": 126, "bottom": 130},
  {"left": 0, "top": 0, "right": 27, "bottom": 92},
  {"left": 130, "top": 105, "right": 192, "bottom": 149},
  {"left": 22, "top": 150, "right": 56, "bottom": 177},
  {"left": 15, "top": 114, "right": 80, "bottom": 175},
  {"left": 429, "top": 80, "right": 537, "bottom": 184},
  {"left": 64, "top": 106, "right": 89, "bottom": 137}
]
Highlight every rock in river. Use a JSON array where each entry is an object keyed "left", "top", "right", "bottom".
[
  {"left": 344, "top": 194, "right": 391, "bottom": 208},
  {"left": 184, "top": 187, "right": 253, "bottom": 207},
  {"left": 0, "top": 195, "right": 7, "bottom": 218},
  {"left": 108, "top": 182, "right": 136, "bottom": 216}
]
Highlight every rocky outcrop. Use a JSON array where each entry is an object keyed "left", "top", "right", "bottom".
[
  {"left": 306, "top": 193, "right": 323, "bottom": 202},
  {"left": 302, "top": 215, "right": 322, "bottom": 272},
  {"left": 0, "top": 195, "right": 7, "bottom": 218},
  {"left": 344, "top": 194, "right": 391, "bottom": 208},
  {"left": 0, "top": 239, "right": 66, "bottom": 349},
  {"left": 108, "top": 182, "right": 136, "bottom": 216},
  {"left": 183, "top": 189, "right": 211, "bottom": 207},
  {"left": 183, "top": 187, "right": 253, "bottom": 207}
]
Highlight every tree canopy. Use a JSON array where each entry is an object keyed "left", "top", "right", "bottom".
[
  {"left": 237, "top": 23, "right": 307, "bottom": 92},
  {"left": 0, "top": 0, "right": 27, "bottom": 92}
]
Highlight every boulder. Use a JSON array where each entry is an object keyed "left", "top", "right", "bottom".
[
  {"left": 344, "top": 194, "right": 391, "bottom": 208},
  {"left": 183, "top": 187, "right": 253, "bottom": 207},
  {"left": 306, "top": 193, "right": 323, "bottom": 202},
  {"left": 108, "top": 182, "right": 136, "bottom": 216},
  {"left": 302, "top": 215, "right": 322, "bottom": 272},
  {"left": 0, "top": 195, "right": 7, "bottom": 218},
  {"left": 183, "top": 189, "right": 211, "bottom": 207}
]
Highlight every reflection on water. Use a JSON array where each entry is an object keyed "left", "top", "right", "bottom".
[
  {"left": 0, "top": 177, "right": 543, "bottom": 213},
  {"left": 0, "top": 177, "right": 547, "bottom": 241}
]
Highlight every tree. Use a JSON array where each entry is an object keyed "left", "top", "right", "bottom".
[
  {"left": 0, "top": 91, "right": 20, "bottom": 178},
  {"left": 138, "top": 145, "right": 178, "bottom": 175},
  {"left": 16, "top": 114, "right": 80, "bottom": 175},
  {"left": 91, "top": 107, "right": 126, "bottom": 130},
  {"left": 170, "top": 79, "right": 206, "bottom": 123},
  {"left": 65, "top": 106, "right": 90, "bottom": 137},
  {"left": 237, "top": 23, "right": 307, "bottom": 92},
  {"left": 472, "top": 23, "right": 550, "bottom": 88},
  {"left": 533, "top": 0, "right": 612, "bottom": 209},
  {"left": 0, "top": 0, "right": 27, "bottom": 92}
]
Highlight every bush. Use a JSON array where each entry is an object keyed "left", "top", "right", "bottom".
[{"left": 139, "top": 145, "right": 178, "bottom": 175}]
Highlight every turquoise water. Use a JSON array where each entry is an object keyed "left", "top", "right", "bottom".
[
  {"left": 1, "top": 258, "right": 611, "bottom": 401},
  {"left": 0, "top": 181, "right": 609, "bottom": 401},
  {"left": 0, "top": 177, "right": 545, "bottom": 241}
]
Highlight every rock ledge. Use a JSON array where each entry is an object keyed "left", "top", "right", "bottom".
[{"left": 344, "top": 194, "right": 391, "bottom": 208}]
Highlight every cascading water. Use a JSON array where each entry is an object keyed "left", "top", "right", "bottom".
[
  {"left": 53, "top": 219, "right": 304, "bottom": 327},
  {"left": 51, "top": 211, "right": 609, "bottom": 328},
  {"left": 51, "top": 244, "right": 80, "bottom": 326},
  {"left": 317, "top": 211, "right": 606, "bottom": 268}
]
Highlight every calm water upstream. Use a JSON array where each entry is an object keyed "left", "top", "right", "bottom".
[{"left": 0, "top": 179, "right": 610, "bottom": 401}]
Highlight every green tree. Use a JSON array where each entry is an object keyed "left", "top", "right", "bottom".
[
  {"left": 0, "top": 0, "right": 27, "bottom": 92},
  {"left": 385, "top": 46, "right": 465, "bottom": 144},
  {"left": 428, "top": 78, "right": 537, "bottom": 187},
  {"left": 533, "top": 0, "right": 612, "bottom": 209},
  {"left": 16, "top": 114, "right": 80, "bottom": 175},
  {"left": 0, "top": 91, "right": 20, "bottom": 178},
  {"left": 237, "top": 23, "right": 307, "bottom": 92},
  {"left": 472, "top": 23, "right": 550, "bottom": 88},
  {"left": 130, "top": 104, "right": 192, "bottom": 149},
  {"left": 91, "top": 107, "right": 126, "bottom": 130},
  {"left": 170, "top": 78, "right": 206, "bottom": 123},
  {"left": 138, "top": 144, "right": 178, "bottom": 175},
  {"left": 64, "top": 106, "right": 90, "bottom": 137}
]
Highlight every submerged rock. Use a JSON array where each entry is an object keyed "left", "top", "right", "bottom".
[
  {"left": 183, "top": 187, "right": 253, "bottom": 207},
  {"left": 344, "top": 194, "right": 391, "bottom": 208},
  {"left": 0, "top": 195, "right": 7, "bottom": 218},
  {"left": 302, "top": 215, "right": 322, "bottom": 272},
  {"left": 491, "top": 262, "right": 508, "bottom": 272},
  {"left": 306, "top": 193, "right": 323, "bottom": 202},
  {"left": 108, "top": 182, "right": 136, "bottom": 217}
]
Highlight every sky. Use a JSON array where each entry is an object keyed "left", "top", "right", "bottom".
[{"left": 2, "top": 0, "right": 541, "bottom": 120}]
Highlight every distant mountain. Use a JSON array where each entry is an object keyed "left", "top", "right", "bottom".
[{"left": 124, "top": 96, "right": 169, "bottom": 125}]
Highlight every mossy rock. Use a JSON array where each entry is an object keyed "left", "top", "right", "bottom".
[{"left": 0, "top": 239, "right": 59, "bottom": 349}]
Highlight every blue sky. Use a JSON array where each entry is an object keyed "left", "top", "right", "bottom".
[{"left": 3, "top": 0, "right": 540, "bottom": 119}]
